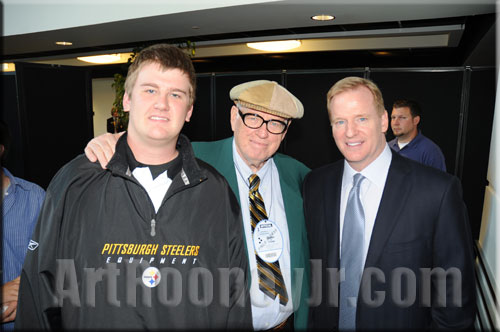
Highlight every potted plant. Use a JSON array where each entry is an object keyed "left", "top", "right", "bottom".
[{"left": 110, "top": 73, "right": 127, "bottom": 133}]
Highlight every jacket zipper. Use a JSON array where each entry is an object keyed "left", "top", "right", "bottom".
[
  {"left": 147, "top": 177, "right": 204, "bottom": 237},
  {"left": 116, "top": 168, "right": 205, "bottom": 238},
  {"left": 150, "top": 219, "right": 156, "bottom": 237}
]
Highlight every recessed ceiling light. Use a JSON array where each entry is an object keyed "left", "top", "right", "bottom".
[
  {"left": 247, "top": 40, "right": 301, "bottom": 52},
  {"left": 372, "top": 51, "right": 391, "bottom": 56},
  {"left": 55, "top": 41, "right": 73, "bottom": 46},
  {"left": 311, "top": 15, "right": 335, "bottom": 21},
  {"left": 77, "top": 54, "right": 122, "bottom": 64},
  {"left": 192, "top": 26, "right": 200, "bottom": 30},
  {"left": 1, "top": 63, "right": 15, "bottom": 72}
]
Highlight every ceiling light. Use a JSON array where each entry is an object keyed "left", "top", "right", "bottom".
[
  {"left": 247, "top": 40, "right": 301, "bottom": 52},
  {"left": 1, "top": 63, "right": 15, "bottom": 72},
  {"left": 77, "top": 54, "right": 123, "bottom": 64},
  {"left": 55, "top": 41, "right": 73, "bottom": 46},
  {"left": 311, "top": 15, "right": 335, "bottom": 21}
]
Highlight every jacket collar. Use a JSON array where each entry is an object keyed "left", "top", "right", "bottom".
[{"left": 107, "top": 132, "right": 206, "bottom": 184}]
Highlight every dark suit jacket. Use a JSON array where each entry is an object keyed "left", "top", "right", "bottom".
[{"left": 303, "top": 151, "right": 476, "bottom": 330}]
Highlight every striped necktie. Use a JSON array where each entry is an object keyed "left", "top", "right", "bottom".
[
  {"left": 248, "top": 174, "right": 288, "bottom": 306},
  {"left": 339, "top": 173, "right": 366, "bottom": 331}
]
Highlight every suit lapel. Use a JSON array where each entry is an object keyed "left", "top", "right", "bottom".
[
  {"left": 325, "top": 162, "right": 343, "bottom": 268},
  {"left": 213, "top": 138, "right": 240, "bottom": 204},
  {"left": 275, "top": 157, "right": 303, "bottom": 265},
  {"left": 274, "top": 157, "right": 305, "bottom": 307},
  {"left": 364, "top": 152, "right": 412, "bottom": 268}
]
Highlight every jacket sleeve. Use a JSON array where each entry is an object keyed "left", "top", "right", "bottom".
[
  {"left": 302, "top": 172, "right": 318, "bottom": 331},
  {"left": 291, "top": 164, "right": 311, "bottom": 331},
  {"left": 224, "top": 181, "right": 253, "bottom": 330},
  {"left": 15, "top": 185, "right": 64, "bottom": 330},
  {"left": 15, "top": 158, "right": 88, "bottom": 330},
  {"left": 430, "top": 176, "right": 476, "bottom": 329}
]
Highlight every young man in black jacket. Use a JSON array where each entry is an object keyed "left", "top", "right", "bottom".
[{"left": 16, "top": 44, "right": 252, "bottom": 330}]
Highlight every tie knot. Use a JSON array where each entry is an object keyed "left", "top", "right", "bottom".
[
  {"left": 353, "top": 173, "right": 365, "bottom": 188},
  {"left": 249, "top": 174, "right": 261, "bottom": 192}
]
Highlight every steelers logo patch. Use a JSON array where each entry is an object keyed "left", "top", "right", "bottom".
[{"left": 142, "top": 267, "right": 161, "bottom": 288}]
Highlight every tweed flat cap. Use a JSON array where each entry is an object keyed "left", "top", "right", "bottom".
[{"left": 230, "top": 80, "right": 304, "bottom": 119}]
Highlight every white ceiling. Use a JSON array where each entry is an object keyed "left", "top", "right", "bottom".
[
  {"left": 1, "top": 0, "right": 497, "bottom": 62},
  {"left": 2, "top": 0, "right": 278, "bottom": 36}
]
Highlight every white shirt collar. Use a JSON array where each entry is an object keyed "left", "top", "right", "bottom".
[
  {"left": 343, "top": 144, "right": 392, "bottom": 188},
  {"left": 232, "top": 138, "right": 272, "bottom": 187}
]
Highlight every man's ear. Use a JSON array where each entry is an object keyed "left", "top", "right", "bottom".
[
  {"left": 123, "top": 92, "right": 131, "bottom": 113},
  {"left": 185, "top": 105, "right": 194, "bottom": 123},
  {"left": 230, "top": 106, "right": 238, "bottom": 132},
  {"left": 381, "top": 110, "right": 389, "bottom": 132},
  {"left": 413, "top": 115, "right": 421, "bottom": 126}
]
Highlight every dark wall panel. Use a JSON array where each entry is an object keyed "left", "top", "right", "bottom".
[
  {"left": 285, "top": 71, "right": 365, "bottom": 169},
  {"left": 461, "top": 68, "right": 496, "bottom": 238},
  {"left": 369, "top": 70, "right": 464, "bottom": 174},
  {"left": 1, "top": 74, "right": 25, "bottom": 178},
  {"left": 182, "top": 75, "right": 213, "bottom": 142},
  {"left": 16, "top": 63, "right": 93, "bottom": 189},
  {"left": 213, "top": 73, "right": 282, "bottom": 140}
]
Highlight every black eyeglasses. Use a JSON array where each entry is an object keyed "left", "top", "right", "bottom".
[{"left": 237, "top": 109, "right": 289, "bottom": 134}]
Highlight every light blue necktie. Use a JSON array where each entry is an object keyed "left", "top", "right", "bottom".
[{"left": 339, "top": 173, "right": 366, "bottom": 331}]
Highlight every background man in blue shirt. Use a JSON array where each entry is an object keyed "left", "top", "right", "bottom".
[
  {"left": 1, "top": 121, "right": 45, "bottom": 330},
  {"left": 388, "top": 99, "right": 446, "bottom": 171}
]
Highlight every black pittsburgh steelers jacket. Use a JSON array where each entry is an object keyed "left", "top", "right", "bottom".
[{"left": 16, "top": 134, "right": 252, "bottom": 330}]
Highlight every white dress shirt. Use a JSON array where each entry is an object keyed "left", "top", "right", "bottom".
[
  {"left": 339, "top": 144, "right": 392, "bottom": 264},
  {"left": 233, "top": 140, "right": 293, "bottom": 330}
]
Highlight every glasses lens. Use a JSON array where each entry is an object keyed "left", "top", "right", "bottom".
[
  {"left": 239, "top": 109, "right": 287, "bottom": 134},
  {"left": 267, "top": 121, "right": 286, "bottom": 134},
  {"left": 243, "top": 114, "right": 264, "bottom": 129}
]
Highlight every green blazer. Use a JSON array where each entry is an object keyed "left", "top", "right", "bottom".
[{"left": 192, "top": 137, "right": 311, "bottom": 330}]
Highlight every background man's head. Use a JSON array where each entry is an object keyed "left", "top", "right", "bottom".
[
  {"left": 391, "top": 99, "right": 421, "bottom": 142},
  {"left": 326, "top": 77, "right": 388, "bottom": 172},
  {"left": 229, "top": 80, "right": 303, "bottom": 172},
  {"left": 124, "top": 44, "right": 196, "bottom": 106},
  {"left": 0, "top": 120, "right": 11, "bottom": 165}
]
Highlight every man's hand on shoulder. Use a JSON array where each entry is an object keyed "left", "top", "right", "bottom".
[{"left": 84, "top": 132, "right": 123, "bottom": 169}]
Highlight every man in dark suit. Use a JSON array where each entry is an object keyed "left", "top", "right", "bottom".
[{"left": 304, "top": 77, "right": 475, "bottom": 330}]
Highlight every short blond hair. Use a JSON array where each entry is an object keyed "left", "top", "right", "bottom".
[
  {"left": 124, "top": 44, "right": 196, "bottom": 106},
  {"left": 326, "top": 77, "right": 385, "bottom": 118}
]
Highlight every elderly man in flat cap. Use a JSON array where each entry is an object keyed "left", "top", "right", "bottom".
[{"left": 85, "top": 80, "right": 310, "bottom": 330}]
